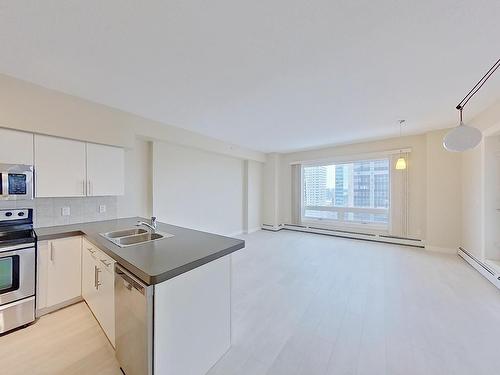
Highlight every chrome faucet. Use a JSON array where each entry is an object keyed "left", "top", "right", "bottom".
[{"left": 136, "top": 217, "right": 157, "bottom": 233}]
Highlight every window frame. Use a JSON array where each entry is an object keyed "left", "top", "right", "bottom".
[{"left": 300, "top": 157, "right": 392, "bottom": 233}]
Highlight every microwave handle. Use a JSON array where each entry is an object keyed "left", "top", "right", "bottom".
[{"left": 1, "top": 172, "right": 8, "bottom": 196}]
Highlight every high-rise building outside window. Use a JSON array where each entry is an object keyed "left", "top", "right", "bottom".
[{"left": 302, "top": 158, "right": 390, "bottom": 228}]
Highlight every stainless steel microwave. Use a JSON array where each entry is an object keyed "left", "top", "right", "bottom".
[{"left": 0, "top": 164, "right": 34, "bottom": 200}]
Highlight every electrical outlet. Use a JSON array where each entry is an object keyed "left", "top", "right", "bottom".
[
  {"left": 61, "top": 207, "right": 71, "bottom": 216},
  {"left": 99, "top": 205, "right": 106, "bottom": 213}
]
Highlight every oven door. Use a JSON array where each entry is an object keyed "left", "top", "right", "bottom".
[
  {"left": 0, "top": 164, "right": 34, "bottom": 201},
  {"left": 0, "top": 244, "right": 35, "bottom": 305}
]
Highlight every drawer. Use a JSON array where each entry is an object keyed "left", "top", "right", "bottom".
[
  {"left": 0, "top": 297, "right": 35, "bottom": 334},
  {"left": 96, "top": 251, "right": 115, "bottom": 273},
  {"left": 83, "top": 237, "right": 115, "bottom": 272},
  {"left": 82, "top": 238, "right": 98, "bottom": 259}
]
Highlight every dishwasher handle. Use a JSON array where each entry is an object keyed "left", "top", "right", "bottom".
[{"left": 115, "top": 264, "right": 151, "bottom": 296}]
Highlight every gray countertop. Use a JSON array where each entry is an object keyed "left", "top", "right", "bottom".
[{"left": 35, "top": 217, "right": 245, "bottom": 285}]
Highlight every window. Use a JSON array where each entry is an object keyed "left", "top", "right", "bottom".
[{"left": 302, "top": 158, "right": 390, "bottom": 229}]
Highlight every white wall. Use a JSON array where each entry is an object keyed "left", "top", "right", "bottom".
[
  {"left": 262, "top": 153, "right": 281, "bottom": 227},
  {"left": 460, "top": 99, "right": 500, "bottom": 258},
  {"left": 483, "top": 135, "right": 500, "bottom": 260},
  {"left": 117, "top": 138, "right": 153, "bottom": 219},
  {"left": 246, "top": 160, "right": 264, "bottom": 233},
  {"left": 461, "top": 144, "right": 484, "bottom": 258},
  {"left": 153, "top": 141, "right": 246, "bottom": 236},
  {"left": 425, "top": 129, "right": 462, "bottom": 251}
]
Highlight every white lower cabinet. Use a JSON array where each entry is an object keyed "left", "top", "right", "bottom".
[
  {"left": 38, "top": 236, "right": 116, "bottom": 347},
  {"left": 37, "top": 237, "right": 82, "bottom": 311},
  {"left": 81, "top": 241, "right": 99, "bottom": 311},
  {"left": 82, "top": 238, "right": 116, "bottom": 347}
]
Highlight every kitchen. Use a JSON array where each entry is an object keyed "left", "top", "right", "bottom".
[{"left": 0, "top": 127, "right": 245, "bottom": 375}]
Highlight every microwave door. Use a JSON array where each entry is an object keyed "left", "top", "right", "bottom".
[{"left": 0, "top": 165, "right": 34, "bottom": 201}]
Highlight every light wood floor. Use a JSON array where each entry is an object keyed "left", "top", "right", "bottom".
[
  {"left": 2, "top": 230, "right": 500, "bottom": 375},
  {"left": 0, "top": 302, "right": 120, "bottom": 375}
]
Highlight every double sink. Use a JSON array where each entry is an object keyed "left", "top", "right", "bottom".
[{"left": 100, "top": 228, "right": 173, "bottom": 247}]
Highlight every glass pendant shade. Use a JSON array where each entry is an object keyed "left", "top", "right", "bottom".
[
  {"left": 395, "top": 157, "right": 407, "bottom": 170},
  {"left": 443, "top": 121, "right": 482, "bottom": 152}
]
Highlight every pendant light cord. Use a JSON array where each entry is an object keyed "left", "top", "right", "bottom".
[
  {"left": 456, "top": 58, "right": 500, "bottom": 111},
  {"left": 398, "top": 119, "right": 404, "bottom": 154}
]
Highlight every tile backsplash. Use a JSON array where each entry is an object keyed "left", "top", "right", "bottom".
[{"left": 0, "top": 196, "right": 118, "bottom": 227}]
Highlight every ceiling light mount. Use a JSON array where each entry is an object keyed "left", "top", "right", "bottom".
[{"left": 444, "top": 58, "right": 500, "bottom": 152}]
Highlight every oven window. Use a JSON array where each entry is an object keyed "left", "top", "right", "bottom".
[
  {"left": 8, "top": 174, "right": 27, "bottom": 194},
  {"left": 0, "top": 256, "right": 19, "bottom": 293}
]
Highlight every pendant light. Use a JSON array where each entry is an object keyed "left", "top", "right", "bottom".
[
  {"left": 443, "top": 109, "right": 482, "bottom": 152},
  {"left": 443, "top": 58, "right": 500, "bottom": 152},
  {"left": 395, "top": 120, "right": 407, "bottom": 170}
]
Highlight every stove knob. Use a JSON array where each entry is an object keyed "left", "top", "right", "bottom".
[
  {"left": 18, "top": 212, "right": 25, "bottom": 217},
  {"left": 5, "top": 212, "right": 12, "bottom": 217}
]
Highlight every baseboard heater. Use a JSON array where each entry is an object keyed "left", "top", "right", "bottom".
[
  {"left": 261, "top": 223, "right": 425, "bottom": 248},
  {"left": 458, "top": 247, "right": 500, "bottom": 290}
]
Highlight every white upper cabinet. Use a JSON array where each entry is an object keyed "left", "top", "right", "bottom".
[
  {"left": 86, "top": 143, "right": 125, "bottom": 196},
  {"left": 0, "top": 128, "right": 34, "bottom": 165},
  {"left": 35, "top": 134, "right": 87, "bottom": 197}
]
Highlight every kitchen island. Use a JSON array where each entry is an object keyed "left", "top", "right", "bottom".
[{"left": 36, "top": 217, "right": 245, "bottom": 375}]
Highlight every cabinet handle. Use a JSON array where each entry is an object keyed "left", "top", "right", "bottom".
[
  {"left": 87, "top": 247, "right": 95, "bottom": 254},
  {"left": 87, "top": 180, "right": 91, "bottom": 196},
  {"left": 50, "top": 242, "right": 54, "bottom": 262},
  {"left": 82, "top": 180, "right": 85, "bottom": 195},
  {"left": 94, "top": 265, "right": 102, "bottom": 290}
]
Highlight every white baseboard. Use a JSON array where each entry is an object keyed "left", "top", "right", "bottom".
[
  {"left": 425, "top": 245, "right": 457, "bottom": 255},
  {"left": 36, "top": 296, "right": 83, "bottom": 318},
  {"left": 458, "top": 247, "right": 500, "bottom": 290},
  {"left": 261, "top": 223, "right": 425, "bottom": 248},
  {"left": 261, "top": 224, "right": 283, "bottom": 232}
]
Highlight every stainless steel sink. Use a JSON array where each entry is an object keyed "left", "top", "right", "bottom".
[
  {"left": 102, "top": 228, "right": 148, "bottom": 238},
  {"left": 115, "top": 232, "right": 166, "bottom": 246},
  {"left": 100, "top": 228, "right": 174, "bottom": 247}
]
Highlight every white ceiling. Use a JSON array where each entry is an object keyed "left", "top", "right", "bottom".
[{"left": 1, "top": 1, "right": 499, "bottom": 153}]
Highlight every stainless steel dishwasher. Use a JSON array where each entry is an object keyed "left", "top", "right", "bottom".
[{"left": 115, "top": 264, "right": 154, "bottom": 375}]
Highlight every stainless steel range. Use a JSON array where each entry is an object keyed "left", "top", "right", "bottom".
[{"left": 0, "top": 208, "right": 36, "bottom": 334}]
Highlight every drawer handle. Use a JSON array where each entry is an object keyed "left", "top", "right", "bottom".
[
  {"left": 87, "top": 247, "right": 95, "bottom": 254},
  {"left": 100, "top": 259, "right": 111, "bottom": 267}
]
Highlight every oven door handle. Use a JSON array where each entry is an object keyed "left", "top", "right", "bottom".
[{"left": 0, "top": 243, "right": 35, "bottom": 253}]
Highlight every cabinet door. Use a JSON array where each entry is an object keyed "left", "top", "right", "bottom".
[
  {"left": 0, "top": 128, "right": 34, "bottom": 165},
  {"left": 46, "top": 237, "right": 82, "bottom": 307},
  {"left": 36, "top": 241, "right": 49, "bottom": 312},
  {"left": 34, "top": 135, "right": 86, "bottom": 197},
  {"left": 81, "top": 241, "right": 98, "bottom": 311},
  {"left": 98, "top": 262, "right": 116, "bottom": 347},
  {"left": 86, "top": 143, "right": 124, "bottom": 196}
]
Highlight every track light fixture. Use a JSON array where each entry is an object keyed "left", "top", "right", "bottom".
[{"left": 443, "top": 58, "right": 500, "bottom": 152}]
